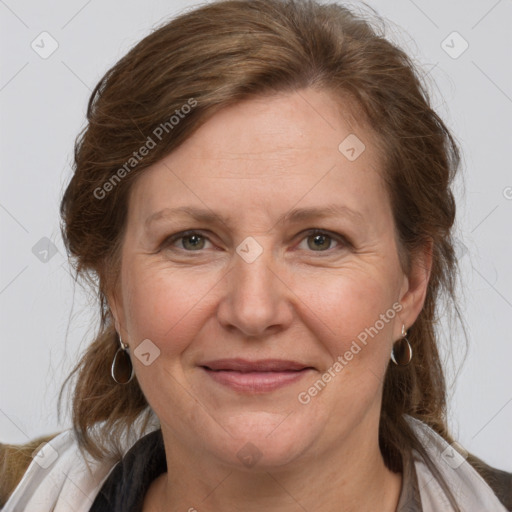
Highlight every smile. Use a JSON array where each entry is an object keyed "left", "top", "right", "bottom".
[{"left": 199, "top": 359, "right": 315, "bottom": 393}]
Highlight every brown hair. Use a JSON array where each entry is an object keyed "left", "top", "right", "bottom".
[{"left": 60, "top": 0, "right": 466, "bottom": 506}]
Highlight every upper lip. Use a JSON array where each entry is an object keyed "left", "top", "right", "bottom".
[{"left": 200, "top": 358, "right": 313, "bottom": 372}]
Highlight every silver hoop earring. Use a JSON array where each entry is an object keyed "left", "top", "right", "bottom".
[
  {"left": 391, "top": 324, "right": 413, "bottom": 366},
  {"left": 111, "top": 334, "right": 134, "bottom": 384}
]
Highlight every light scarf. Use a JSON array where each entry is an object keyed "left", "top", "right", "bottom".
[{"left": 2, "top": 415, "right": 507, "bottom": 512}]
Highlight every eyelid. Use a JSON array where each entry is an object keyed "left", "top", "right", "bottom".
[
  {"left": 296, "top": 228, "right": 351, "bottom": 251},
  {"left": 163, "top": 229, "right": 216, "bottom": 250},
  {"left": 162, "top": 228, "right": 351, "bottom": 252}
]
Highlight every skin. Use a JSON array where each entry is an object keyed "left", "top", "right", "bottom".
[{"left": 108, "top": 87, "right": 431, "bottom": 511}]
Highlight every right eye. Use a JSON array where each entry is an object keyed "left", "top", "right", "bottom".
[{"left": 162, "top": 231, "right": 214, "bottom": 251}]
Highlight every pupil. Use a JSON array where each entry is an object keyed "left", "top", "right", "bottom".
[
  {"left": 310, "top": 234, "right": 329, "bottom": 250},
  {"left": 185, "top": 234, "right": 203, "bottom": 249}
]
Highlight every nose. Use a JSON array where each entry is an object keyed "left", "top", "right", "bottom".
[{"left": 216, "top": 243, "right": 294, "bottom": 338}]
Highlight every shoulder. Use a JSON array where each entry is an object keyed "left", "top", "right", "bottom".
[
  {"left": 404, "top": 415, "right": 511, "bottom": 510},
  {"left": 0, "top": 432, "right": 59, "bottom": 508},
  {"left": 1, "top": 430, "right": 117, "bottom": 512},
  {"left": 467, "top": 453, "right": 512, "bottom": 511}
]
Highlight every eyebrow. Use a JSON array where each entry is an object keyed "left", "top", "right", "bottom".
[{"left": 144, "top": 204, "right": 364, "bottom": 232}]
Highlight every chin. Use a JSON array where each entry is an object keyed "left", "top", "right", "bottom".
[{"left": 209, "top": 410, "right": 317, "bottom": 470}]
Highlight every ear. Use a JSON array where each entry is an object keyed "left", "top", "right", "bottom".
[{"left": 397, "top": 238, "right": 433, "bottom": 331}]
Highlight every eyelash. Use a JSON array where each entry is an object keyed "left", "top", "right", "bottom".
[{"left": 161, "top": 229, "right": 352, "bottom": 254}]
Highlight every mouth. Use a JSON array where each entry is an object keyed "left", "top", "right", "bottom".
[{"left": 199, "top": 358, "right": 315, "bottom": 393}]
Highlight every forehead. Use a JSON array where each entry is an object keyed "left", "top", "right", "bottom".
[
  {"left": 173, "top": 89, "right": 371, "bottom": 164},
  {"left": 127, "top": 88, "right": 388, "bottom": 229}
]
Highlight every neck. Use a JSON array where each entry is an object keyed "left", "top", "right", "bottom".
[{"left": 144, "top": 426, "right": 403, "bottom": 512}]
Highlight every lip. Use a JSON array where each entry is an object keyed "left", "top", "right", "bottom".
[{"left": 199, "top": 358, "right": 314, "bottom": 393}]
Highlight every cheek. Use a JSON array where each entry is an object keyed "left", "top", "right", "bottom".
[
  {"left": 292, "top": 270, "right": 401, "bottom": 420},
  {"left": 121, "top": 260, "right": 221, "bottom": 352},
  {"left": 119, "top": 262, "right": 223, "bottom": 414},
  {"left": 293, "top": 267, "right": 401, "bottom": 367}
]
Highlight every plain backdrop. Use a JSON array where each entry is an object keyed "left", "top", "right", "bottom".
[{"left": 0, "top": 0, "right": 511, "bottom": 471}]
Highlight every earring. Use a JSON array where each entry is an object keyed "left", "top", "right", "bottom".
[
  {"left": 391, "top": 324, "right": 413, "bottom": 366},
  {"left": 111, "top": 333, "right": 134, "bottom": 384}
]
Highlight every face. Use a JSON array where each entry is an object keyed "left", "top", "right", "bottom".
[{"left": 109, "top": 88, "right": 428, "bottom": 470}]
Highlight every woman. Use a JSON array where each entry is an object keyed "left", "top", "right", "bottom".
[{"left": 2, "top": 0, "right": 510, "bottom": 510}]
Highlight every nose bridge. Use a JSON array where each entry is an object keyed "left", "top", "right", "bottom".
[
  {"left": 235, "top": 244, "right": 275, "bottom": 299},
  {"left": 217, "top": 236, "right": 291, "bottom": 337}
]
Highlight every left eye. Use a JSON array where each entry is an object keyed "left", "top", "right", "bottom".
[{"left": 297, "top": 230, "right": 342, "bottom": 252}]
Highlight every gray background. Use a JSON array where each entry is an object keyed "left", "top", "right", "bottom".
[{"left": 1, "top": 0, "right": 511, "bottom": 471}]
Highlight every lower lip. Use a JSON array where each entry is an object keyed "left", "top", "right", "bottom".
[{"left": 202, "top": 368, "right": 311, "bottom": 393}]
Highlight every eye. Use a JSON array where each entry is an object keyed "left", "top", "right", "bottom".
[
  {"left": 164, "top": 231, "right": 213, "bottom": 251},
  {"left": 296, "top": 229, "right": 347, "bottom": 252},
  {"left": 162, "top": 229, "right": 350, "bottom": 253}
]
